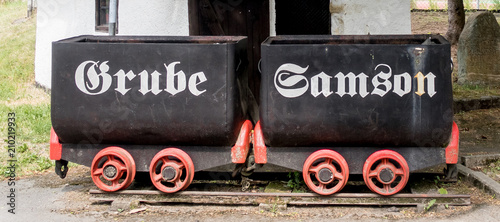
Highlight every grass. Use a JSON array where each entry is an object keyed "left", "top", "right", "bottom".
[
  {"left": 453, "top": 83, "right": 500, "bottom": 99},
  {"left": 0, "top": 1, "right": 52, "bottom": 178},
  {"left": 0, "top": 1, "right": 36, "bottom": 100}
]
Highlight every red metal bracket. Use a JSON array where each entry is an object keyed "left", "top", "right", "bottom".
[
  {"left": 50, "top": 127, "right": 62, "bottom": 160},
  {"left": 445, "top": 122, "right": 459, "bottom": 164},
  {"left": 253, "top": 121, "right": 267, "bottom": 164},
  {"left": 231, "top": 120, "right": 253, "bottom": 164}
]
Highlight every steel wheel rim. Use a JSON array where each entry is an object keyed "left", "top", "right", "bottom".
[
  {"left": 90, "top": 147, "right": 136, "bottom": 192},
  {"left": 363, "top": 150, "right": 409, "bottom": 196},
  {"left": 149, "top": 148, "right": 194, "bottom": 193},
  {"left": 302, "top": 149, "right": 349, "bottom": 195}
]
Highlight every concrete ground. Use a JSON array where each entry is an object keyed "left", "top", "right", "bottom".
[{"left": 0, "top": 174, "right": 500, "bottom": 222}]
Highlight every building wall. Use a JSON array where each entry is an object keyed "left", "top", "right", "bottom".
[
  {"left": 118, "top": 0, "right": 189, "bottom": 35},
  {"left": 35, "top": 0, "right": 410, "bottom": 89},
  {"left": 269, "top": 0, "right": 411, "bottom": 36},
  {"left": 330, "top": 0, "right": 411, "bottom": 35},
  {"left": 35, "top": 0, "right": 189, "bottom": 89},
  {"left": 35, "top": 0, "right": 95, "bottom": 89}
]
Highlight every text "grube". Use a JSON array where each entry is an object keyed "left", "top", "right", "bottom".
[
  {"left": 75, "top": 61, "right": 207, "bottom": 96},
  {"left": 274, "top": 63, "right": 436, "bottom": 98}
]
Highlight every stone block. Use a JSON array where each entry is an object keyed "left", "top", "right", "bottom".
[{"left": 458, "top": 11, "right": 500, "bottom": 84}]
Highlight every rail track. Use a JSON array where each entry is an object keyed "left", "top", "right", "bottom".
[{"left": 89, "top": 189, "right": 471, "bottom": 207}]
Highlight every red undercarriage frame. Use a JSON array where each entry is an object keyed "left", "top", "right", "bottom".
[
  {"left": 231, "top": 120, "right": 253, "bottom": 164},
  {"left": 51, "top": 121, "right": 459, "bottom": 195},
  {"left": 248, "top": 121, "right": 460, "bottom": 196},
  {"left": 50, "top": 127, "right": 62, "bottom": 161},
  {"left": 445, "top": 122, "right": 459, "bottom": 164}
]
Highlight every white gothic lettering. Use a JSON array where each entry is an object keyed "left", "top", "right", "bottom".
[
  {"left": 74, "top": 61, "right": 207, "bottom": 96},
  {"left": 274, "top": 63, "right": 437, "bottom": 98}
]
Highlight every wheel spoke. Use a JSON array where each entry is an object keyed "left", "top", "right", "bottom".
[
  {"left": 325, "top": 158, "right": 332, "bottom": 165},
  {"left": 174, "top": 179, "right": 183, "bottom": 189},
  {"left": 309, "top": 165, "right": 320, "bottom": 173},
  {"left": 163, "top": 158, "right": 185, "bottom": 170},
  {"left": 117, "top": 162, "right": 127, "bottom": 173},
  {"left": 172, "top": 161, "right": 185, "bottom": 170},
  {"left": 381, "top": 158, "right": 389, "bottom": 167},
  {"left": 161, "top": 157, "right": 170, "bottom": 165},
  {"left": 334, "top": 172, "right": 344, "bottom": 181},
  {"left": 394, "top": 168, "right": 405, "bottom": 176},
  {"left": 153, "top": 173, "right": 163, "bottom": 182},
  {"left": 93, "top": 168, "right": 103, "bottom": 176},
  {"left": 384, "top": 184, "right": 391, "bottom": 194},
  {"left": 112, "top": 179, "right": 119, "bottom": 188},
  {"left": 318, "top": 183, "right": 325, "bottom": 191},
  {"left": 107, "top": 155, "right": 115, "bottom": 162},
  {"left": 368, "top": 170, "right": 378, "bottom": 178},
  {"left": 178, "top": 167, "right": 184, "bottom": 178}
]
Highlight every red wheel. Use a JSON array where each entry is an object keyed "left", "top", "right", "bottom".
[
  {"left": 149, "top": 148, "right": 195, "bottom": 193},
  {"left": 363, "top": 150, "right": 409, "bottom": 196},
  {"left": 91, "top": 147, "right": 136, "bottom": 192},
  {"left": 303, "top": 149, "right": 349, "bottom": 195}
]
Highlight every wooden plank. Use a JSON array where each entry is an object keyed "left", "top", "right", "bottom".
[
  {"left": 198, "top": 0, "right": 225, "bottom": 35},
  {"left": 187, "top": 0, "right": 269, "bottom": 103},
  {"left": 89, "top": 189, "right": 471, "bottom": 207},
  {"left": 188, "top": 0, "right": 200, "bottom": 35}
]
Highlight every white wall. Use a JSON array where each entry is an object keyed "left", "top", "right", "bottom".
[
  {"left": 36, "top": 0, "right": 410, "bottom": 89},
  {"left": 118, "top": 0, "right": 189, "bottom": 35},
  {"left": 35, "top": 0, "right": 95, "bottom": 89},
  {"left": 35, "top": 0, "right": 189, "bottom": 89},
  {"left": 331, "top": 0, "right": 411, "bottom": 35},
  {"left": 270, "top": 0, "right": 411, "bottom": 36}
]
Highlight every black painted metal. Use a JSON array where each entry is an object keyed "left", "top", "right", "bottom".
[
  {"left": 55, "top": 159, "right": 68, "bottom": 179},
  {"left": 379, "top": 168, "right": 393, "bottom": 183},
  {"left": 61, "top": 144, "right": 233, "bottom": 172},
  {"left": 52, "top": 35, "right": 249, "bottom": 147},
  {"left": 266, "top": 147, "right": 446, "bottom": 174},
  {"left": 162, "top": 167, "right": 176, "bottom": 181},
  {"left": 260, "top": 35, "right": 453, "bottom": 148},
  {"left": 318, "top": 168, "right": 333, "bottom": 182},
  {"left": 103, "top": 165, "right": 118, "bottom": 180}
]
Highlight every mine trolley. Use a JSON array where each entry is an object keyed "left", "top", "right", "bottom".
[{"left": 50, "top": 34, "right": 458, "bottom": 196}]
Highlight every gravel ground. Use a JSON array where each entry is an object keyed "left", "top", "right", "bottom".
[{"left": 0, "top": 164, "right": 499, "bottom": 221}]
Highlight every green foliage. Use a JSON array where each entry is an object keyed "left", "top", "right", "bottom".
[
  {"left": 492, "top": 0, "right": 500, "bottom": 10},
  {"left": 438, "top": 187, "right": 448, "bottom": 194},
  {"left": 0, "top": 2, "right": 54, "bottom": 178},
  {"left": 15, "top": 104, "right": 52, "bottom": 144},
  {"left": 0, "top": 1, "right": 37, "bottom": 101},
  {"left": 464, "top": 0, "right": 473, "bottom": 10},
  {"left": 411, "top": 0, "right": 418, "bottom": 10},
  {"left": 0, "top": 103, "right": 52, "bottom": 144},
  {"left": 270, "top": 203, "right": 278, "bottom": 214},
  {"left": 17, "top": 143, "right": 28, "bottom": 153},
  {"left": 0, "top": 0, "right": 14, "bottom": 5},
  {"left": 434, "top": 175, "right": 441, "bottom": 185},
  {"left": 287, "top": 171, "right": 306, "bottom": 191},
  {"left": 453, "top": 83, "right": 500, "bottom": 100},
  {"left": 425, "top": 199, "right": 437, "bottom": 211},
  {"left": 483, "top": 159, "right": 500, "bottom": 175},
  {"left": 428, "top": 0, "right": 439, "bottom": 11}
]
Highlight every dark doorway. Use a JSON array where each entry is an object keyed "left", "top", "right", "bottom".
[
  {"left": 275, "top": 0, "right": 331, "bottom": 35},
  {"left": 188, "top": 0, "right": 269, "bottom": 105}
]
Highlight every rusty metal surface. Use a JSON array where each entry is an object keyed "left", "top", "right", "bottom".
[{"left": 89, "top": 189, "right": 471, "bottom": 207}]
